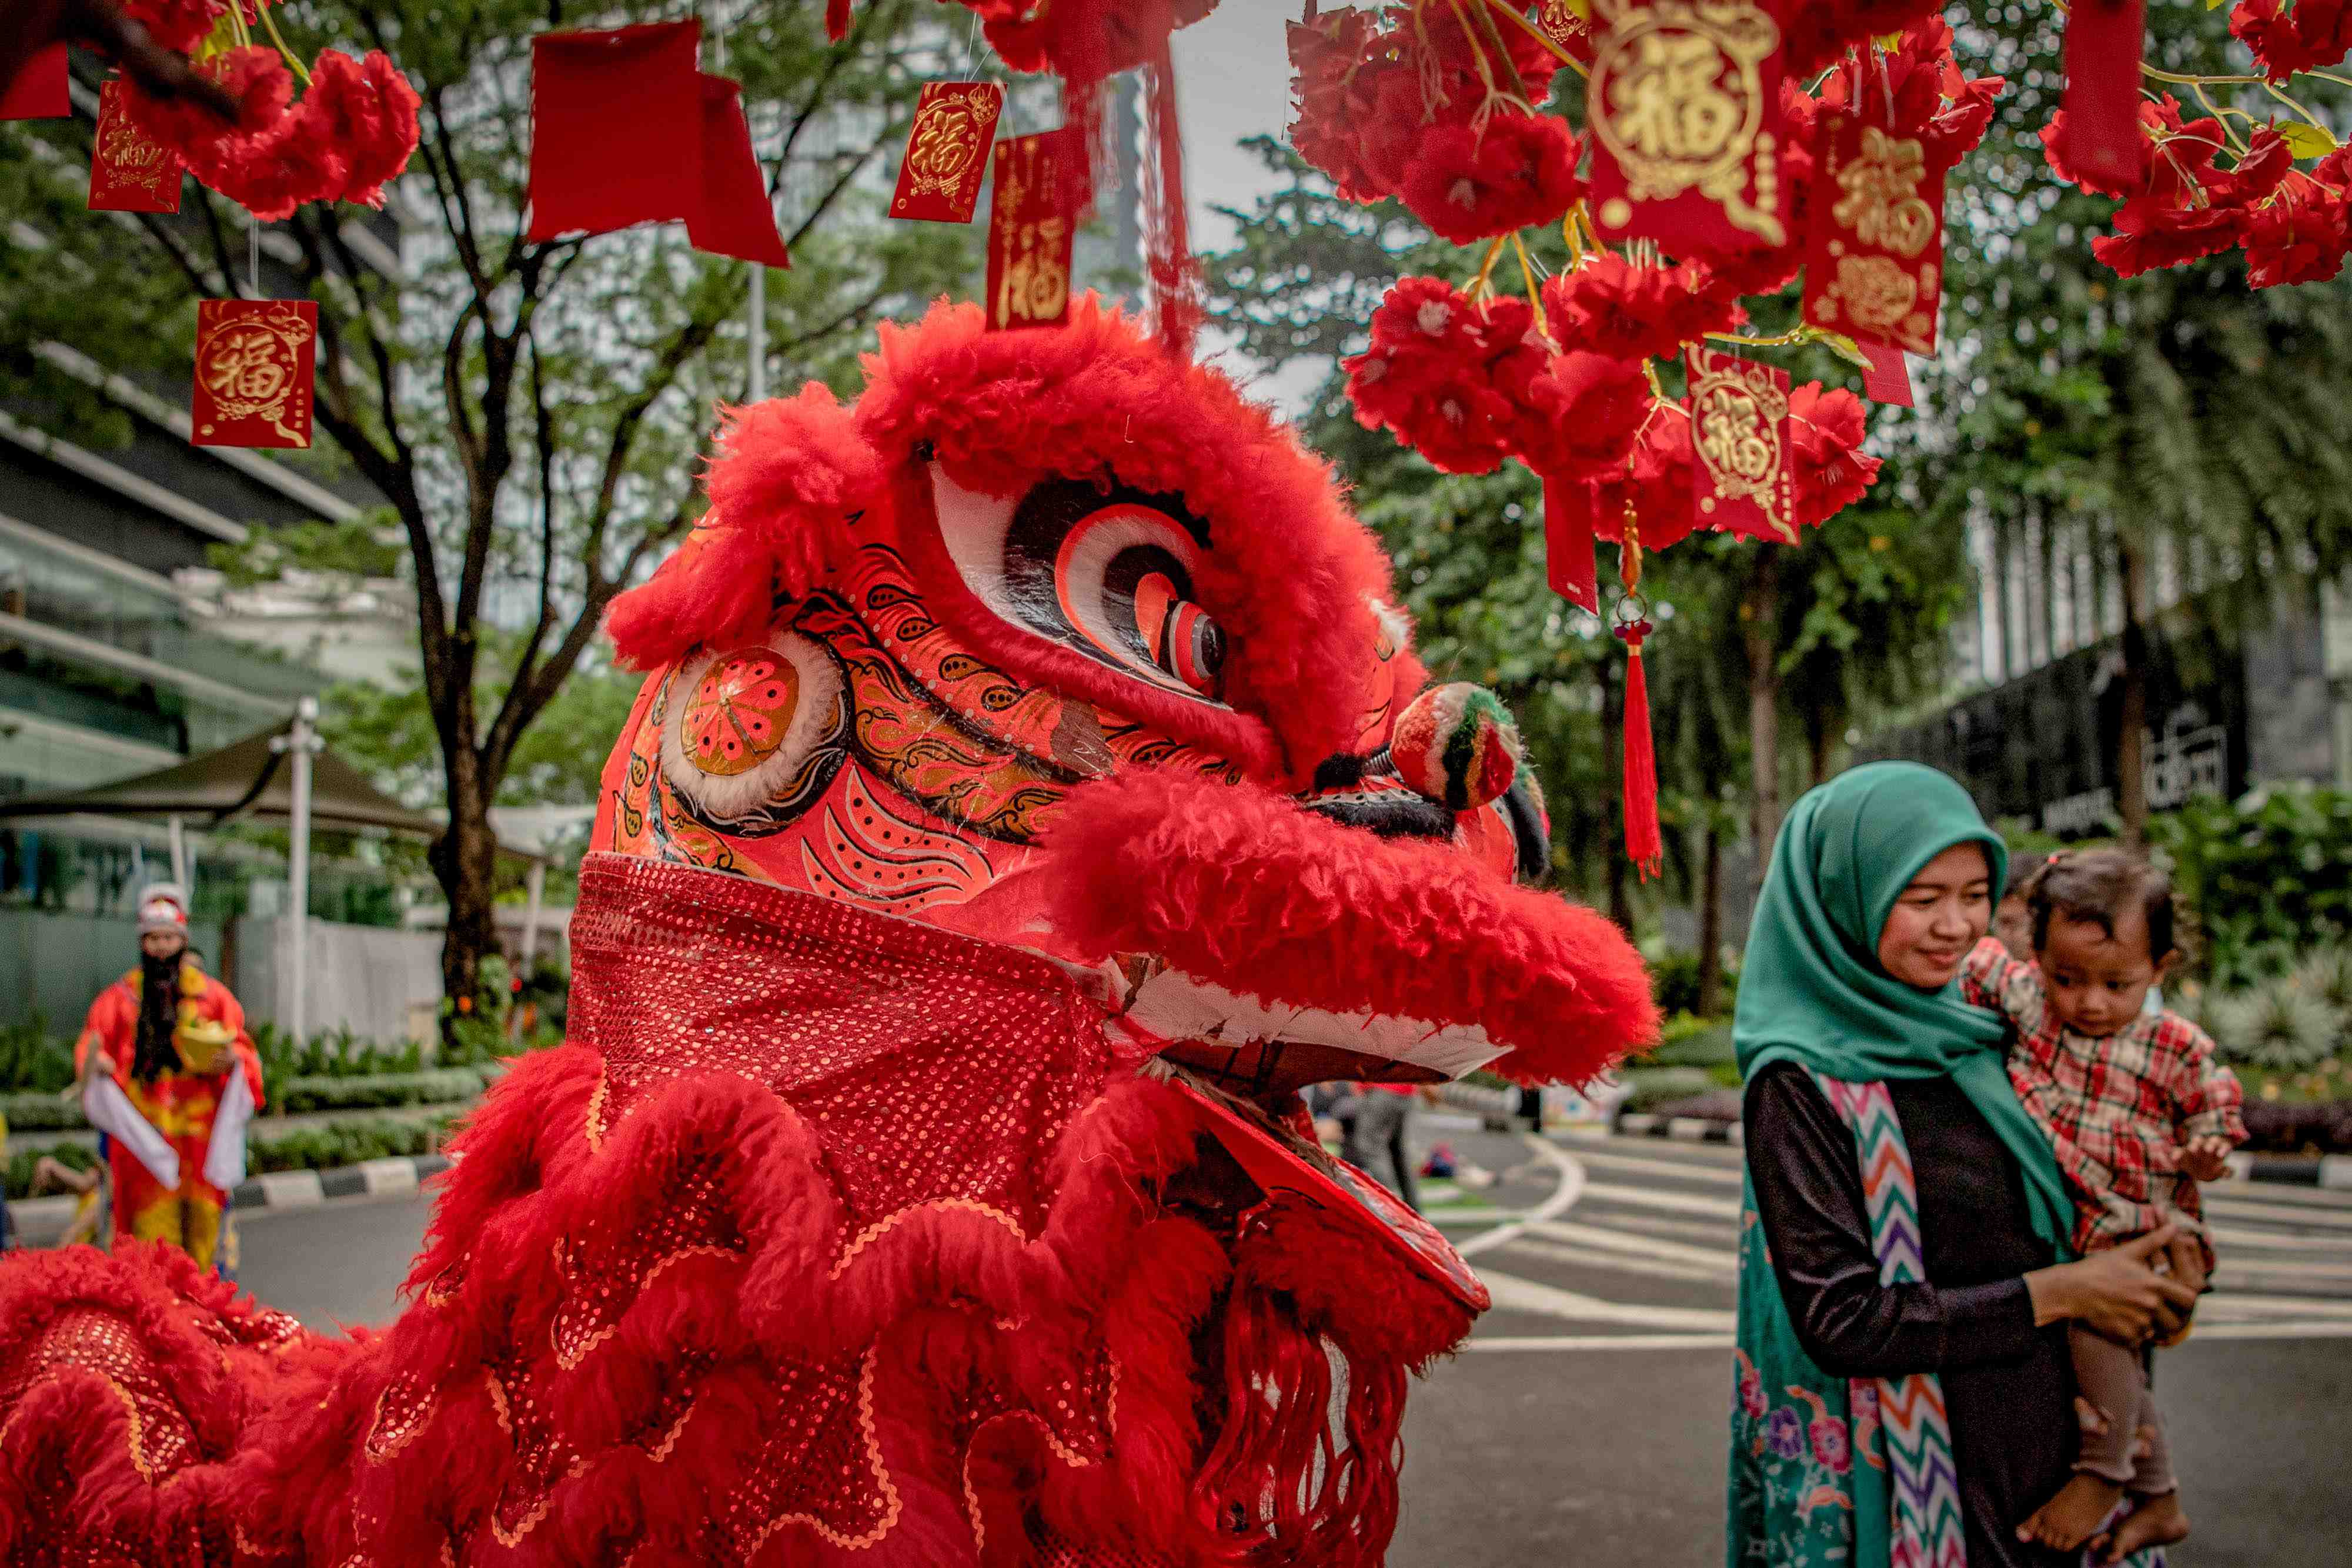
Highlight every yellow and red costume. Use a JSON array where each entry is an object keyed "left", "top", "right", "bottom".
[{"left": 75, "top": 961, "right": 265, "bottom": 1271}]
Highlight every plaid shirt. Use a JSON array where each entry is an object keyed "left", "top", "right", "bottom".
[{"left": 1962, "top": 938, "right": 2247, "bottom": 1262}]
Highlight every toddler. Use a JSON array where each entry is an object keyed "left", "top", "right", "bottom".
[{"left": 1959, "top": 850, "right": 2246, "bottom": 1564}]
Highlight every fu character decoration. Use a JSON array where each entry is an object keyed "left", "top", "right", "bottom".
[
  {"left": 192, "top": 299, "right": 317, "bottom": 450},
  {"left": 987, "top": 129, "right": 1082, "bottom": 332},
  {"left": 89, "top": 79, "right": 183, "bottom": 213},
  {"left": 891, "top": 81, "right": 1004, "bottom": 223},
  {"left": 1299, "top": 0, "right": 1990, "bottom": 867}
]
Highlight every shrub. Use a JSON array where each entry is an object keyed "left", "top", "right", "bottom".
[
  {"left": 1619, "top": 1065, "right": 1718, "bottom": 1112},
  {"left": 2147, "top": 785, "right": 2352, "bottom": 984},
  {"left": 2206, "top": 985, "right": 2343, "bottom": 1071},
  {"left": 2291, "top": 947, "right": 2352, "bottom": 1017},
  {"left": 1649, "top": 951, "right": 1740, "bottom": 1019},
  {"left": 1, "top": 1140, "right": 96, "bottom": 1199},
  {"left": 0, "top": 1020, "right": 75, "bottom": 1096},
  {"left": 1649, "top": 1016, "right": 1736, "bottom": 1069}
]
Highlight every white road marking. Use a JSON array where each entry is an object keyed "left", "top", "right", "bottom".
[
  {"left": 1524, "top": 1219, "right": 1738, "bottom": 1274},
  {"left": 1455, "top": 1134, "right": 1585, "bottom": 1259},
  {"left": 1473, "top": 1267, "right": 1735, "bottom": 1330},
  {"left": 1565, "top": 1145, "right": 1746, "bottom": 1185},
  {"left": 1496, "top": 1236, "right": 1727, "bottom": 1285},
  {"left": 1575, "top": 1181, "right": 1742, "bottom": 1220},
  {"left": 1465, "top": 1333, "right": 1735, "bottom": 1353}
]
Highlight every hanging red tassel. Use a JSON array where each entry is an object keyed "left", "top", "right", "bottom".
[{"left": 1615, "top": 613, "right": 1662, "bottom": 880}]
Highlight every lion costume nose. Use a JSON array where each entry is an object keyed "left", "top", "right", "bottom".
[{"left": 1388, "top": 683, "right": 1521, "bottom": 812}]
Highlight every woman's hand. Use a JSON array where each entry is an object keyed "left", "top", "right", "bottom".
[{"left": 2025, "top": 1226, "right": 2201, "bottom": 1343}]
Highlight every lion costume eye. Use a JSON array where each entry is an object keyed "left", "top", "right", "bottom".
[
  {"left": 932, "top": 466, "right": 1228, "bottom": 703},
  {"left": 659, "top": 630, "right": 848, "bottom": 833}
]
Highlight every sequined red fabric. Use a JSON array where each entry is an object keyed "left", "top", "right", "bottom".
[{"left": 0, "top": 856, "right": 1475, "bottom": 1567}]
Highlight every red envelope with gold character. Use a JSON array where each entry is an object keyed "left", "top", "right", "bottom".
[
  {"left": 1586, "top": 0, "right": 1788, "bottom": 252},
  {"left": 986, "top": 130, "right": 1080, "bottom": 332},
  {"left": 192, "top": 300, "right": 317, "bottom": 449},
  {"left": 1685, "top": 345, "right": 1795, "bottom": 544},
  {"left": 1802, "top": 113, "right": 1945, "bottom": 356},
  {"left": 89, "top": 81, "right": 183, "bottom": 213},
  {"left": 890, "top": 82, "right": 1003, "bottom": 223}
]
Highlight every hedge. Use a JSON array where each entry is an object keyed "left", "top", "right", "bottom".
[
  {"left": 3, "top": 1112, "right": 462, "bottom": 1199},
  {"left": 0, "top": 1066, "right": 495, "bottom": 1136}
]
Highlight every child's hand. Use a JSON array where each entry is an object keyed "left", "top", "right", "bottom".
[{"left": 2179, "top": 1135, "right": 2234, "bottom": 1182}]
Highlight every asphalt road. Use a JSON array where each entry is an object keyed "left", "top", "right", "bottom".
[{"left": 228, "top": 1125, "right": 2352, "bottom": 1566}]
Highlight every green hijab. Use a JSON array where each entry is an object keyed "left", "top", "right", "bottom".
[{"left": 1735, "top": 761, "right": 2074, "bottom": 1255}]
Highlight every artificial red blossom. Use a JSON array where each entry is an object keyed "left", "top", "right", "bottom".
[
  {"left": 1506, "top": 349, "right": 1652, "bottom": 482},
  {"left": 1789, "top": 383, "right": 1881, "bottom": 529},
  {"left": 1344, "top": 278, "right": 1527, "bottom": 474},
  {"left": 2090, "top": 126, "right": 2291, "bottom": 279},
  {"left": 299, "top": 46, "right": 420, "bottom": 208},
  {"left": 1586, "top": 403, "right": 1700, "bottom": 551},
  {"left": 1289, "top": 1, "right": 1565, "bottom": 209},
  {"left": 1779, "top": 0, "right": 1950, "bottom": 77},
  {"left": 2242, "top": 170, "right": 2352, "bottom": 286},
  {"left": 1818, "top": 18, "right": 2004, "bottom": 176},
  {"left": 1542, "top": 255, "right": 1745, "bottom": 363},
  {"left": 1398, "top": 115, "right": 1585, "bottom": 245},
  {"left": 123, "top": 45, "right": 419, "bottom": 221},
  {"left": 2229, "top": 0, "right": 2352, "bottom": 85},
  {"left": 115, "top": 0, "right": 229, "bottom": 55}
]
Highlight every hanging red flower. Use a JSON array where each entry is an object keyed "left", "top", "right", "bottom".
[
  {"left": 2229, "top": 0, "right": 2352, "bottom": 86},
  {"left": 1587, "top": 403, "right": 1699, "bottom": 552},
  {"left": 1542, "top": 255, "right": 1745, "bottom": 363},
  {"left": 116, "top": 0, "right": 229, "bottom": 56},
  {"left": 1779, "top": 0, "right": 1949, "bottom": 78},
  {"left": 1818, "top": 18, "right": 2004, "bottom": 176},
  {"left": 1287, "top": 6, "right": 1389, "bottom": 203},
  {"left": 1506, "top": 349, "right": 1653, "bottom": 482},
  {"left": 123, "top": 40, "right": 420, "bottom": 222},
  {"left": 2090, "top": 126, "right": 2292, "bottom": 279},
  {"left": 1398, "top": 115, "right": 1585, "bottom": 245},
  {"left": 2243, "top": 170, "right": 2352, "bottom": 287},
  {"left": 1789, "top": 383, "right": 1881, "bottom": 529},
  {"left": 1343, "top": 277, "right": 1525, "bottom": 475}
]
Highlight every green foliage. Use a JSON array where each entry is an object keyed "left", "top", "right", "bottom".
[
  {"left": 247, "top": 1113, "right": 460, "bottom": 1178},
  {"left": 2, "top": 1141, "right": 96, "bottom": 1202},
  {"left": 277, "top": 1066, "right": 491, "bottom": 1115},
  {"left": 1618, "top": 1065, "right": 1720, "bottom": 1112},
  {"left": 1651, "top": 952, "right": 1741, "bottom": 1019},
  {"left": 2146, "top": 786, "right": 2352, "bottom": 982},
  {"left": 2206, "top": 984, "right": 2342, "bottom": 1071},
  {"left": 0, "top": 1019, "right": 74, "bottom": 1095},
  {"left": 1648, "top": 1016, "right": 1737, "bottom": 1069}
]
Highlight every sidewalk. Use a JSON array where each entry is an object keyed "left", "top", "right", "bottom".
[{"left": 6, "top": 1154, "right": 453, "bottom": 1248}]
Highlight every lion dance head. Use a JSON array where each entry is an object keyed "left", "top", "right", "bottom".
[{"left": 0, "top": 300, "right": 1655, "bottom": 1568}]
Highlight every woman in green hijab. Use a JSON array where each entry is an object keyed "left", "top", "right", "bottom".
[{"left": 1726, "top": 763, "right": 2196, "bottom": 1568}]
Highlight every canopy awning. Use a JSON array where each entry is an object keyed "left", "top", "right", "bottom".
[{"left": 0, "top": 719, "right": 540, "bottom": 860}]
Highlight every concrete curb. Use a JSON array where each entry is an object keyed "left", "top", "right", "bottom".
[
  {"left": 1609, "top": 1112, "right": 2352, "bottom": 1188},
  {"left": 1615, "top": 1112, "right": 1745, "bottom": 1148},
  {"left": 5, "top": 1155, "right": 452, "bottom": 1239}
]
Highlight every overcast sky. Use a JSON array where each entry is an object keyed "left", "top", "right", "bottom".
[{"left": 1170, "top": 5, "right": 1328, "bottom": 413}]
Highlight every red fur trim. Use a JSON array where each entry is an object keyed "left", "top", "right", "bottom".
[
  {"left": 1033, "top": 770, "right": 1661, "bottom": 1084},
  {"left": 607, "top": 386, "right": 883, "bottom": 669}
]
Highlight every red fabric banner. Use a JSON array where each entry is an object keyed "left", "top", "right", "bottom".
[
  {"left": 191, "top": 300, "right": 317, "bottom": 450},
  {"left": 986, "top": 129, "right": 1079, "bottom": 332},
  {"left": 1802, "top": 113, "right": 1947, "bottom": 356},
  {"left": 0, "top": 42, "right": 68, "bottom": 121},
  {"left": 89, "top": 79, "right": 182, "bottom": 213},
  {"left": 1684, "top": 345, "right": 1795, "bottom": 544},
  {"left": 687, "top": 74, "right": 790, "bottom": 268},
  {"left": 1586, "top": 0, "right": 1788, "bottom": 252},
  {"left": 890, "top": 82, "right": 1003, "bottom": 223},
  {"left": 527, "top": 23, "right": 787, "bottom": 266},
  {"left": 2060, "top": 0, "right": 2148, "bottom": 192},
  {"left": 1543, "top": 477, "right": 1601, "bottom": 614},
  {"left": 1855, "top": 340, "right": 1915, "bottom": 407}
]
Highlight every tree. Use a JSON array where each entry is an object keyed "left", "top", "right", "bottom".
[
  {"left": 1203, "top": 135, "right": 1967, "bottom": 919},
  {"left": 2, "top": 0, "right": 978, "bottom": 1012},
  {"left": 1929, "top": 3, "right": 2352, "bottom": 841}
]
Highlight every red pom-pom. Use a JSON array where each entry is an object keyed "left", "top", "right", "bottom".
[
  {"left": 302, "top": 49, "right": 421, "bottom": 208},
  {"left": 1789, "top": 383, "right": 1882, "bottom": 528},
  {"left": 1507, "top": 349, "right": 1652, "bottom": 482},
  {"left": 1344, "top": 278, "right": 1528, "bottom": 474},
  {"left": 2231, "top": 0, "right": 2352, "bottom": 85},
  {"left": 1397, "top": 115, "right": 1585, "bottom": 245},
  {"left": 1541, "top": 255, "right": 1743, "bottom": 362},
  {"left": 1389, "top": 683, "right": 1520, "bottom": 812}
]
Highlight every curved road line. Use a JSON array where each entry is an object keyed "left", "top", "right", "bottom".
[{"left": 1455, "top": 1131, "right": 1584, "bottom": 1258}]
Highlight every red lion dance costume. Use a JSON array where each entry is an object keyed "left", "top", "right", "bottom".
[{"left": 0, "top": 301, "right": 1657, "bottom": 1567}]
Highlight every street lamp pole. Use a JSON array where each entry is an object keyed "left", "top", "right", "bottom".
[{"left": 272, "top": 697, "right": 323, "bottom": 1046}]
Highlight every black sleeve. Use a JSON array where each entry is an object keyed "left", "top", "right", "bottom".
[{"left": 1743, "top": 1063, "right": 2042, "bottom": 1379}]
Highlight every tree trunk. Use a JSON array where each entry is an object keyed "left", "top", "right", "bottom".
[
  {"left": 1599, "top": 652, "right": 1633, "bottom": 931},
  {"left": 1805, "top": 701, "right": 1835, "bottom": 788},
  {"left": 1743, "top": 550, "right": 1783, "bottom": 882},
  {"left": 1695, "top": 820, "right": 1725, "bottom": 1017},
  {"left": 429, "top": 745, "right": 503, "bottom": 1047},
  {"left": 2116, "top": 537, "right": 2151, "bottom": 846}
]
